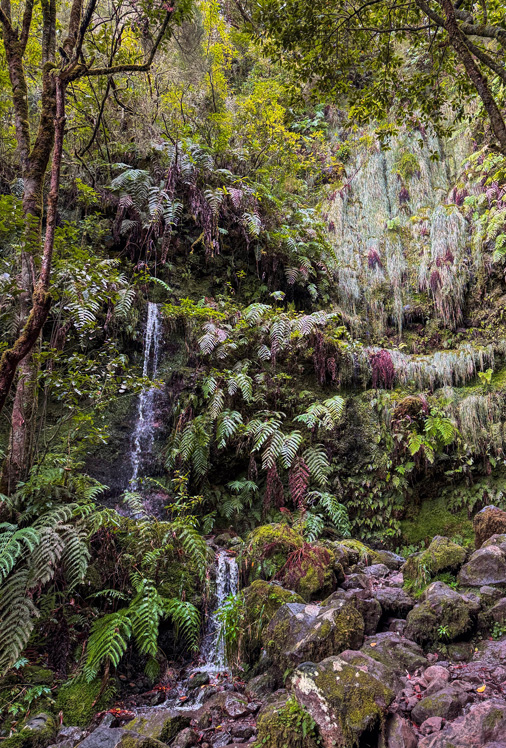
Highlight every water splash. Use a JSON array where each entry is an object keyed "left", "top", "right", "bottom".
[
  {"left": 129, "top": 302, "right": 162, "bottom": 489},
  {"left": 197, "top": 550, "right": 239, "bottom": 674}
]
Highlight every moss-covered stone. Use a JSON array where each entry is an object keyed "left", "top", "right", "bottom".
[
  {"left": 255, "top": 694, "right": 320, "bottom": 748},
  {"left": 246, "top": 524, "right": 303, "bottom": 581},
  {"left": 333, "top": 539, "right": 382, "bottom": 566},
  {"left": 292, "top": 656, "right": 394, "bottom": 747},
  {"left": 265, "top": 600, "right": 364, "bottom": 672},
  {"left": 278, "top": 545, "right": 339, "bottom": 601},
  {"left": 241, "top": 580, "right": 304, "bottom": 662},
  {"left": 56, "top": 679, "right": 116, "bottom": 727},
  {"left": 1, "top": 715, "right": 57, "bottom": 748},
  {"left": 403, "top": 536, "right": 467, "bottom": 583},
  {"left": 405, "top": 582, "right": 474, "bottom": 645},
  {"left": 124, "top": 711, "right": 191, "bottom": 743}
]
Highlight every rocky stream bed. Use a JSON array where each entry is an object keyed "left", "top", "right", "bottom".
[{"left": 21, "top": 505, "right": 506, "bottom": 748}]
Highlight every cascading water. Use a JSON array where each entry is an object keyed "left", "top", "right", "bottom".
[
  {"left": 129, "top": 302, "right": 162, "bottom": 489},
  {"left": 197, "top": 550, "right": 239, "bottom": 674}
]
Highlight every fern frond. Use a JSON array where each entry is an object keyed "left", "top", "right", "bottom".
[
  {"left": 165, "top": 599, "right": 200, "bottom": 652},
  {"left": 83, "top": 610, "right": 132, "bottom": 681}
]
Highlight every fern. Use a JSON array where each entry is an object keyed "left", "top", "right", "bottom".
[
  {"left": 129, "top": 576, "right": 166, "bottom": 658},
  {"left": 83, "top": 610, "right": 132, "bottom": 681},
  {"left": 303, "top": 445, "right": 331, "bottom": 488},
  {"left": 165, "top": 599, "right": 201, "bottom": 652},
  {"left": 0, "top": 525, "right": 40, "bottom": 583},
  {"left": 217, "top": 410, "right": 243, "bottom": 449},
  {"left": 307, "top": 491, "right": 351, "bottom": 537}
]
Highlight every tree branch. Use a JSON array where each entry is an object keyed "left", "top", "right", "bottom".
[{"left": 19, "top": 0, "right": 35, "bottom": 53}]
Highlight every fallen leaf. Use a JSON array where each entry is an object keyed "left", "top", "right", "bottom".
[
  {"left": 477, "top": 685, "right": 486, "bottom": 693},
  {"left": 370, "top": 642, "right": 377, "bottom": 647}
]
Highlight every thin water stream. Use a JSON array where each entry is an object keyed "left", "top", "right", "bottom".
[{"left": 129, "top": 302, "right": 162, "bottom": 489}]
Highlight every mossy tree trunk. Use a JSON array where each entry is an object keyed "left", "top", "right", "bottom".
[{"left": 0, "top": 0, "right": 179, "bottom": 490}]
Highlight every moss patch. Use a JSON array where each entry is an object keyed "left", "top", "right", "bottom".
[
  {"left": 401, "top": 497, "right": 473, "bottom": 546},
  {"left": 56, "top": 679, "right": 116, "bottom": 727}
]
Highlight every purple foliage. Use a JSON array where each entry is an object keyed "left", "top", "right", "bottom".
[
  {"left": 370, "top": 350, "right": 395, "bottom": 389},
  {"left": 429, "top": 269, "right": 441, "bottom": 293},
  {"left": 399, "top": 186, "right": 410, "bottom": 205},
  {"left": 368, "top": 248, "right": 383, "bottom": 269}
]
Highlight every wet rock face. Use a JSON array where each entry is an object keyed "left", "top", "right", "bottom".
[
  {"left": 474, "top": 506, "right": 506, "bottom": 549},
  {"left": 265, "top": 600, "right": 364, "bottom": 671},
  {"left": 458, "top": 545, "right": 506, "bottom": 587},
  {"left": 292, "top": 656, "right": 394, "bottom": 748}
]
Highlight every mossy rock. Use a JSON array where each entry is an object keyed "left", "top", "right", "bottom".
[
  {"left": 333, "top": 539, "right": 382, "bottom": 566},
  {"left": 292, "top": 656, "right": 394, "bottom": 747},
  {"left": 255, "top": 694, "right": 320, "bottom": 748},
  {"left": 278, "top": 545, "right": 340, "bottom": 602},
  {"left": 403, "top": 536, "right": 467, "bottom": 582},
  {"left": 124, "top": 711, "right": 191, "bottom": 743},
  {"left": 56, "top": 679, "right": 116, "bottom": 728},
  {"left": 246, "top": 524, "right": 303, "bottom": 581},
  {"left": 405, "top": 582, "right": 475, "bottom": 645},
  {"left": 1, "top": 714, "right": 57, "bottom": 748},
  {"left": 474, "top": 506, "right": 506, "bottom": 549},
  {"left": 241, "top": 580, "right": 303, "bottom": 661},
  {"left": 265, "top": 600, "right": 364, "bottom": 672}
]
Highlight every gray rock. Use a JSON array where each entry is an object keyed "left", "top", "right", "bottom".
[
  {"left": 378, "top": 714, "right": 418, "bottom": 748},
  {"left": 187, "top": 671, "right": 210, "bottom": 690},
  {"left": 324, "top": 589, "right": 381, "bottom": 635},
  {"left": 411, "top": 686, "right": 466, "bottom": 724},
  {"left": 341, "top": 573, "right": 370, "bottom": 590},
  {"left": 418, "top": 699, "right": 506, "bottom": 748},
  {"left": 363, "top": 563, "right": 390, "bottom": 578},
  {"left": 405, "top": 582, "right": 475, "bottom": 644},
  {"left": 124, "top": 710, "right": 192, "bottom": 743},
  {"left": 171, "top": 729, "right": 198, "bottom": 748},
  {"left": 458, "top": 545, "right": 506, "bottom": 587},
  {"left": 374, "top": 550, "right": 406, "bottom": 570},
  {"left": 361, "top": 632, "right": 427, "bottom": 674},
  {"left": 76, "top": 729, "right": 166, "bottom": 748},
  {"left": 375, "top": 586, "right": 415, "bottom": 618}
]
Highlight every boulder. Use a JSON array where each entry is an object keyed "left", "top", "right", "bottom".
[
  {"left": 405, "top": 582, "right": 475, "bottom": 644},
  {"left": 377, "top": 714, "right": 418, "bottom": 748},
  {"left": 341, "top": 573, "right": 369, "bottom": 590},
  {"left": 418, "top": 699, "right": 506, "bottom": 748},
  {"left": 241, "top": 580, "right": 304, "bottom": 659},
  {"left": 361, "top": 632, "right": 427, "bottom": 674},
  {"left": 374, "top": 550, "right": 406, "bottom": 570},
  {"left": 411, "top": 686, "right": 466, "bottom": 724},
  {"left": 323, "top": 589, "right": 381, "bottom": 635},
  {"left": 338, "top": 648, "right": 404, "bottom": 691},
  {"left": 375, "top": 586, "right": 415, "bottom": 618},
  {"left": 363, "top": 563, "right": 390, "bottom": 578},
  {"left": 171, "top": 729, "right": 198, "bottom": 748},
  {"left": 458, "top": 545, "right": 506, "bottom": 587},
  {"left": 76, "top": 729, "right": 167, "bottom": 748},
  {"left": 246, "top": 668, "right": 280, "bottom": 700},
  {"left": 278, "top": 544, "right": 340, "bottom": 601},
  {"left": 246, "top": 524, "right": 303, "bottom": 579},
  {"left": 474, "top": 506, "right": 506, "bottom": 548},
  {"left": 403, "top": 536, "right": 466, "bottom": 582},
  {"left": 255, "top": 692, "right": 320, "bottom": 748},
  {"left": 125, "top": 710, "right": 191, "bottom": 742},
  {"left": 489, "top": 597, "right": 506, "bottom": 624},
  {"left": 292, "top": 656, "right": 394, "bottom": 748},
  {"left": 265, "top": 600, "right": 364, "bottom": 671},
  {"left": 482, "top": 534, "right": 506, "bottom": 552}
]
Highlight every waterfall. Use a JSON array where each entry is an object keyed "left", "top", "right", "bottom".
[
  {"left": 129, "top": 302, "right": 162, "bottom": 489},
  {"left": 197, "top": 550, "right": 239, "bottom": 673}
]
